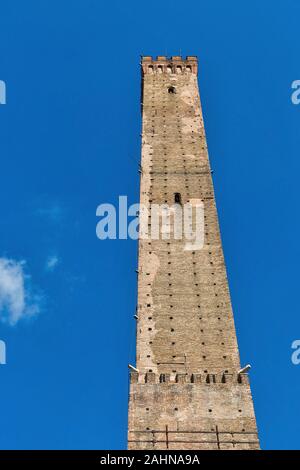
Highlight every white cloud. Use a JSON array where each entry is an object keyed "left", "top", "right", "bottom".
[
  {"left": 45, "top": 255, "right": 59, "bottom": 272},
  {"left": 0, "top": 258, "right": 41, "bottom": 326}
]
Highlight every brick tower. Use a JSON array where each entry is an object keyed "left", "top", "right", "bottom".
[{"left": 127, "top": 56, "right": 260, "bottom": 450}]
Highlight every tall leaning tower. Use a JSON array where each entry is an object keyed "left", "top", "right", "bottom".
[{"left": 128, "top": 56, "right": 260, "bottom": 450}]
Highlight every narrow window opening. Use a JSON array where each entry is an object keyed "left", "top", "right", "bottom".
[
  {"left": 174, "top": 192, "right": 181, "bottom": 204},
  {"left": 168, "top": 85, "right": 176, "bottom": 94}
]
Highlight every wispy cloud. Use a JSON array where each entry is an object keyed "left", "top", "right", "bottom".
[
  {"left": 0, "top": 258, "right": 42, "bottom": 326},
  {"left": 45, "top": 255, "right": 59, "bottom": 272}
]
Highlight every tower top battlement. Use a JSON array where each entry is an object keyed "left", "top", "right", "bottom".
[{"left": 141, "top": 55, "right": 198, "bottom": 74}]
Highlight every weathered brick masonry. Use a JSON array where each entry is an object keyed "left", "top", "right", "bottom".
[{"left": 128, "top": 56, "right": 259, "bottom": 450}]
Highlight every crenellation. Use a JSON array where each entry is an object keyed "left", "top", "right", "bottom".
[
  {"left": 130, "top": 372, "right": 250, "bottom": 385},
  {"left": 141, "top": 55, "right": 198, "bottom": 75}
]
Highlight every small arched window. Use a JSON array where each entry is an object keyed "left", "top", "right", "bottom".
[
  {"left": 168, "top": 86, "right": 176, "bottom": 94},
  {"left": 148, "top": 65, "right": 154, "bottom": 73},
  {"left": 174, "top": 192, "right": 181, "bottom": 204}
]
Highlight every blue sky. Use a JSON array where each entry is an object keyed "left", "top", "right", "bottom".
[{"left": 0, "top": 0, "right": 299, "bottom": 450}]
